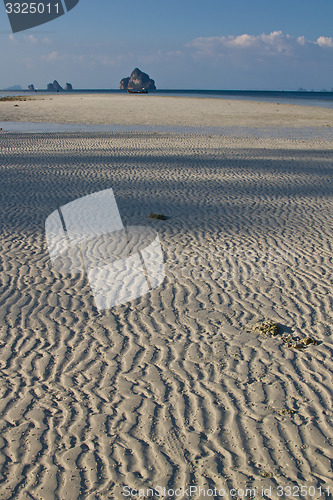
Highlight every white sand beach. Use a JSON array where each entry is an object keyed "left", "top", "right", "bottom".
[
  {"left": 0, "top": 96, "right": 332, "bottom": 498},
  {"left": 0, "top": 93, "right": 333, "bottom": 128}
]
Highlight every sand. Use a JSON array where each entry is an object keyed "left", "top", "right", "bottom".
[
  {"left": 0, "top": 93, "right": 332, "bottom": 129},
  {"left": 0, "top": 96, "right": 332, "bottom": 498}
]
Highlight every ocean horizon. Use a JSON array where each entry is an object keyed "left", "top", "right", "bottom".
[{"left": 1, "top": 88, "right": 333, "bottom": 108}]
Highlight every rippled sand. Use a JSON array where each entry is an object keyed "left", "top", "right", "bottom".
[{"left": 0, "top": 130, "right": 333, "bottom": 498}]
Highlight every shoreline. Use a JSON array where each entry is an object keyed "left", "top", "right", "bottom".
[{"left": 1, "top": 89, "right": 333, "bottom": 109}]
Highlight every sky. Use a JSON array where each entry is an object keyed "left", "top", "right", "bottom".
[{"left": 0, "top": 0, "right": 333, "bottom": 90}]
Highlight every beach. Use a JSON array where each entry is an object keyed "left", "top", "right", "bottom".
[
  {"left": 1, "top": 93, "right": 333, "bottom": 128},
  {"left": 0, "top": 95, "right": 332, "bottom": 498}
]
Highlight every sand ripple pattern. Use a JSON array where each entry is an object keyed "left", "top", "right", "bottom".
[{"left": 0, "top": 132, "right": 332, "bottom": 498}]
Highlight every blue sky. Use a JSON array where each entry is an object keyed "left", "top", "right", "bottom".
[{"left": 1, "top": 0, "right": 333, "bottom": 90}]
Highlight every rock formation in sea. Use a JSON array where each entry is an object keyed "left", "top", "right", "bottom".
[
  {"left": 65, "top": 83, "right": 73, "bottom": 91},
  {"left": 47, "top": 80, "right": 63, "bottom": 91},
  {"left": 28, "top": 84, "right": 35, "bottom": 91},
  {"left": 119, "top": 77, "right": 130, "bottom": 90},
  {"left": 120, "top": 68, "right": 156, "bottom": 91}
]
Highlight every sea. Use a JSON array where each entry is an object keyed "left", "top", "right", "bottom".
[{"left": 1, "top": 89, "right": 333, "bottom": 108}]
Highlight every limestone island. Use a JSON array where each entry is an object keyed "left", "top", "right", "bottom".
[{"left": 120, "top": 68, "right": 156, "bottom": 92}]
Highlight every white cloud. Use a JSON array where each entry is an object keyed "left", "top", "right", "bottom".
[
  {"left": 188, "top": 31, "right": 292, "bottom": 57},
  {"left": 25, "top": 34, "right": 38, "bottom": 43},
  {"left": 41, "top": 51, "right": 59, "bottom": 61},
  {"left": 227, "top": 34, "right": 256, "bottom": 47},
  {"left": 316, "top": 36, "right": 333, "bottom": 47},
  {"left": 8, "top": 33, "right": 51, "bottom": 45},
  {"left": 187, "top": 31, "right": 333, "bottom": 58},
  {"left": 8, "top": 34, "right": 19, "bottom": 45}
]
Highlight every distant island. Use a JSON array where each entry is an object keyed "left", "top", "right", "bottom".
[
  {"left": 4, "top": 85, "right": 23, "bottom": 91},
  {"left": 120, "top": 68, "right": 156, "bottom": 91},
  {"left": 46, "top": 80, "right": 73, "bottom": 92},
  {"left": 26, "top": 81, "right": 73, "bottom": 92}
]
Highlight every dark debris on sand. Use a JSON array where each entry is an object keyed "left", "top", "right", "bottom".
[
  {"left": 250, "top": 319, "right": 319, "bottom": 350},
  {"left": 148, "top": 213, "right": 169, "bottom": 220},
  {"left": 0, "top": 96, "right": 30, "bottom": 102}
]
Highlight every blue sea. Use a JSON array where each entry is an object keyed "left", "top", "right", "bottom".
[{"left": 1, "top": 89, "right": 333, "bottom": 108}]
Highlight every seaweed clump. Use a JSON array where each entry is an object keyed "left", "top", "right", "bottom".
[
  {"left": 250, "top": 320, "right": 319, "bottom": 350},
  {"left": 251, "top": 320, "right": 279, "bottom": 337},
  {"left": 148, "top": 213, "right": 169, "bottom": 220},
  {"left": 0, "top": 96, "right": 29, "bottom": 102},
  {"left": 282, "top": 335, "right": 318, "bottom": 350},
  {"left": 272, "top": 408, "right": 296, "bottom": 416}
]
